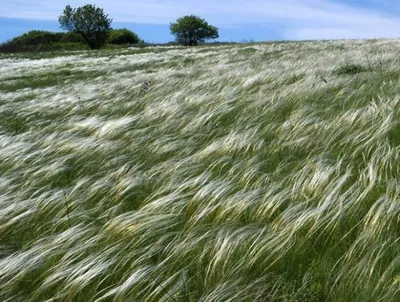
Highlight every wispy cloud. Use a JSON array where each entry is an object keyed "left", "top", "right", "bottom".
[{"left": 0, "top": 0, "right": 399, "bottom": 40}]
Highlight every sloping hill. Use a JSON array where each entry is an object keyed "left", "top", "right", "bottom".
[{"left": 1, "top": 40, "right": 400, "bottom": 301}]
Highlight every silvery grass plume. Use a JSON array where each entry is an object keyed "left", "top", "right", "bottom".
[{"left": 1, "top": 39, "right": 400, "bottom": 301}]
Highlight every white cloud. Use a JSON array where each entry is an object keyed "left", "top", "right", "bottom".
[{"left": 1, "top": 0, "right": 399, "bottom": 40}]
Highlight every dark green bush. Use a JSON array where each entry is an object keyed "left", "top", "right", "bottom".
[
  {"left": 12, "top": 30, "right": 64, "bottom": 46},
  {"left": 36, "top": 42, "right": 88, "bottom": 51},
  {"left": 0, "top": 28, "right": 139, "bottom": 53},
  {"left": 107, "top": 28, "right": 140, "bottom": 45},
  {"left": 0, "top": 40, "right": 17, "bottom": 53},
  {"left": 60, "top": 32, "right": 85, "bottom": 43},
  {"left": 0, "top": 31, "right": 88, "bottom": 53}
]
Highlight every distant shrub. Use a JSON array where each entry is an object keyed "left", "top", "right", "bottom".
[
  {"left": 60, "top": 32, "right": 85, "bottom": 43},
  {"left": 12, "top": 30, "right": 64, "bottom": 46},
  {"left": 0, "top": 30, "right": 88, "bottom": 53},
  {"left": 334, "top": 63, "right": 367, "bottom": 75},
  {"left": 36, "top": 42, "right": 88, "bottom": 51},
  {"left": 0, "top": 40, "right": 17, "bottom": 53},
  {"left": 107, "top": 28, "right": 140, "bottom": 45}
]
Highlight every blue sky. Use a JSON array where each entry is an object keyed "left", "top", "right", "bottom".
[{"left": 1, "top": 0, "right": 400, "bottom": 43}]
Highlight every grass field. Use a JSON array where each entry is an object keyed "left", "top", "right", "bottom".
[{"left": 1, "top": 39, "right": 400, "bottom": 301}]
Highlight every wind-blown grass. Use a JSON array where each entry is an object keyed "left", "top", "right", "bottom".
[{"left": 1, "top": 39, "right": 400, "bottom": 301}]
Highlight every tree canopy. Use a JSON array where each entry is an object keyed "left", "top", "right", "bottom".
[
  {"left": 170, "top": 15, "right": 219, "bottom": 46},
  {"left": 58, "top": 4, "right": 112, "bottom": 50}
]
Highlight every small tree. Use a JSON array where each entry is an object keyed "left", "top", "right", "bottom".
[
  {"left": 58, "top": 4, "right": 112, "bottom": 50},
  {"left": 170, "top": 15, "right": 219, "bottom": 46}
]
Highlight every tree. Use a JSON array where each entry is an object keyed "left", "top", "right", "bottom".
[
  {"left": 170, "top": 15, "right": 219, "bottom": 46},
  {"left": 58, "top": 4, "right": 112, "bottom": 50},
  {"left": 107, "top": 28, "right": 140, "bottom": 45}
]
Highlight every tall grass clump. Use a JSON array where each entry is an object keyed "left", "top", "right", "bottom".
[
  {"left": 1, "top": 38, "right": 400, "bottom": 301},
  {"left": 333, "top": 62, "right": 368, "bottom": 75}
]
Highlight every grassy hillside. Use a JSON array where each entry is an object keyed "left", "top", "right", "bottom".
[{"left": 1, "top": 40, "right": 400, "bottom": 301}]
